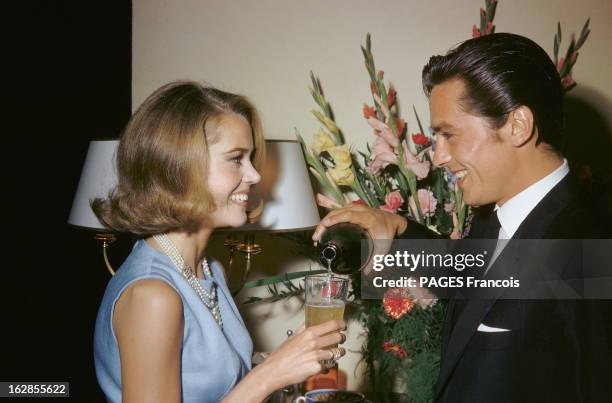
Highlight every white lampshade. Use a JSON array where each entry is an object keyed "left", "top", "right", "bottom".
[
  {"left": 241, "top": 140, "right": 320, "bottom": 232},
  {"left": 68, "top": 140, "right": 119, "bottom": 231}
]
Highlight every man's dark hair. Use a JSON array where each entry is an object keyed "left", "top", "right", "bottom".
[{"left": 422, "top": 33, "right": 563, "bottom": 152}]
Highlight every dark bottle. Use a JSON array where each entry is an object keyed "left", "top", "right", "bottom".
[{"left": 318, "top": 223, "right": 373, "bottom": 274}]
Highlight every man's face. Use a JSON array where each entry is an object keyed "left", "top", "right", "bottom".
[{"left": 429, "top": 79, "right": 515, "bottom": 206}]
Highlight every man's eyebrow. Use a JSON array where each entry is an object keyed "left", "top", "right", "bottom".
[{"left": 430, "top": 122, "right": 458, "bottom": 133}]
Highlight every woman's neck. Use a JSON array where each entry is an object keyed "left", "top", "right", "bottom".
[{"left": 148, "top": 228, "right": 213, "bottom": 279}]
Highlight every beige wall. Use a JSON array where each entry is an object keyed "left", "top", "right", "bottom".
[{"left": 132, "top": 0, "right": 612, "bottom": 390}]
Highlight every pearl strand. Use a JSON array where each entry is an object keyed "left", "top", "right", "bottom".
[{"left": 152, "top": 234, "right": 223, "bottom": 329}]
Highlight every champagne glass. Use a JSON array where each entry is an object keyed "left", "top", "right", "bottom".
[{"left": 304, "top": 274, "right": 349, "bottom": 368}]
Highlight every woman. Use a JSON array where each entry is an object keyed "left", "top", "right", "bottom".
[{"left": 92, "top": 81, "right": 346, "bottom": 402}]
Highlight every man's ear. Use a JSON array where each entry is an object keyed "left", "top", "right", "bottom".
[{"left": 508, "top": 106, "right": 535, "bottom": 147}]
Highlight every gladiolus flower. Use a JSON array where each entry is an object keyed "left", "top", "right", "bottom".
[
  {"left": 387, "top": 87, "right": 396, "bottom": 107},
  {"left": 569, "top": 51, "right": 578, "bottom": 65},
  {"left": 556, "top": 57, "right": 565, "bottom": 73},
  {"left": 328, "top": 166, "right": 355, "bottom": 186},
  {"left": 367, "top": 136, "right": 397, "bottom": 174},
  {"left": 363, "top": 104, "right": 376, "bottom": 119},
  {"left": 316, "top": 193, "right": 342, "bottom": 209},
  {"left": 352, "top": 199, "right": 367, "bottom": 206},
  {"left": 368, "top": 117, "right": 399, "bottom": 146},
  {"left": 472, "top": 24, "right": 481, "bottom": 38},
  {"left": 326, "top": 145, "right": 352, "bottom": 169},
  {"left": 395, "top": 118, "right": 406, "bottom": 136},
  {"left": 312, "top": 129, "right": 336, "bottom": 155},
  {"left": 402, "top": 142, "right": 430, "bottom": 180}
]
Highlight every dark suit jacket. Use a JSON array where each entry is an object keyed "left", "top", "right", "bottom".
[{"left": 400, "top": 176, "right": 612, "bottom": 402}]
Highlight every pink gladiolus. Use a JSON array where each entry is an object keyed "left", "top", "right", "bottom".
[
  {"left": 402, "top": 141, "right": 430, "bottom": 180},
  {"left": 410, "top": 189, "right": 437, "bottom": 218},
  {"left": 316, "top": 193, "right": 341, "bottom": 209},
  {"left": 472, "top": 24, "right": 481, "bottom": 38},
  {"left": 368, "top": 117, "right": 399, "bottom": 146},
  {"left": 367, "top": 136, "right": 397, "bottom": 174},
  {"left": 556, "top": 57, "right": 565, "bottom": 73}
]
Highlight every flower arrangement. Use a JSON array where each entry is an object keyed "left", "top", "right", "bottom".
[{"left": 296, "top": 1, "right": 591, "bottom": 401}]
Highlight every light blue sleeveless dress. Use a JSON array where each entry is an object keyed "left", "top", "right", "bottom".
[{"left": 94, "top": 239, "right": 253, "bottom": 402}]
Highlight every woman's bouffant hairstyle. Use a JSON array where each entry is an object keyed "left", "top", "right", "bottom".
[
  {"left": 92, "top": 81, "right": 265, "bottom": 236},
  {"left": 422, "top": 33, "right": 564, "bottom": 153}
]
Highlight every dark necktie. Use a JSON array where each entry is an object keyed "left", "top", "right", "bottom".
[{"left": 450, "top": 210, "right": 501, "bottom": 330}]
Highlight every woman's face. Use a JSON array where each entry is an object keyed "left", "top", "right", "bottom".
[{"left": 205, "top": 113, "right": 261, "bottom": 228}]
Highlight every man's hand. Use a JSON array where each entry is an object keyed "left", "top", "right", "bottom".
[{"left": 312, "top": 204, "right": 408, "bottom": 243}]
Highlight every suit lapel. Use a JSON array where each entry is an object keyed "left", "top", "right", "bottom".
[{"left": 435, "top": 177, "right": 574, "bottom": 400}]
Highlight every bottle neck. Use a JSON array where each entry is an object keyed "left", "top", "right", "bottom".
[{"left": 321, "top": 243, "right": 339, "bottom": 264}]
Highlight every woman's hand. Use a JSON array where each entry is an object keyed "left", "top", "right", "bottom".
[
  {"left": 259, "top": 320, "right": 347, "bottom": 389},
  {"left": 312, "top": 204, "right": 408, "bottom": 243},
  {"left": 223, "top": 319, "right": 346, "bottom": 403}
]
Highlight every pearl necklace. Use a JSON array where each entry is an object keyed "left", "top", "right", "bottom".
[{"left": 152, "top": 234, "right": 223, "bottom": 329}]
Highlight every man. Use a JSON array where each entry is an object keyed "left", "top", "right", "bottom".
[{"left": 313, "top": 33, "right": 610, "bottom": 402}]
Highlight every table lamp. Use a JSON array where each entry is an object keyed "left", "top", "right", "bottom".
[{"left": 68, "top": 139, "right": 119, "bottom": 275}]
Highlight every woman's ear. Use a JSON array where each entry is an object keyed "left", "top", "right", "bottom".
[{"left": 509, "top": 105, "right": 535, "bottom": 147}]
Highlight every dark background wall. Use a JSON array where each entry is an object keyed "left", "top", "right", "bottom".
[{"left": 4, "top": 2, "right": 132, "bottom": 401}]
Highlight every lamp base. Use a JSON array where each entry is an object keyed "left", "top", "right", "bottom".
[{"left": 94, "top": 233, "right": 116, "bottom": 276}]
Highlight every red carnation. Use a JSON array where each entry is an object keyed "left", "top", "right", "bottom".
[
  {"left": 383, "top": 288, "right": 416, "bottom": 320},
  {"left": 411, "top": 133, "right": 430, "bottom": 145},
  {"left": 382, "top": 341, "right": 408, "bottom": 359}
]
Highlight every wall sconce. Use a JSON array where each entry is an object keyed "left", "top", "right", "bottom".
[{"left": 68, "top": 139, "right": 119, "bottom": 275}]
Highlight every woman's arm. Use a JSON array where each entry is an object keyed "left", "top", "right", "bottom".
[
  {"left": 113, "top": 279, "right": 183, "bottom": 403},
  {"left": 222, "top": 320, "right": 346, "bottom": 403}
]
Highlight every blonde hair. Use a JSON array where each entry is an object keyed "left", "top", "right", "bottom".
[{"left": 92, "top": 81, "right": 265, "bottom": 235}]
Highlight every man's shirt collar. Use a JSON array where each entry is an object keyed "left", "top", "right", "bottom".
[{"left": 495, "top": 159, "right": 569, "bottom": 239}]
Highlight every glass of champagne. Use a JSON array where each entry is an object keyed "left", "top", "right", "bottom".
[{"left": 305, "top": 274, "right": 349, "bottom": 368}]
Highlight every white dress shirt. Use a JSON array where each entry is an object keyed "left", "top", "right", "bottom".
[{"left": 484, "top": 159, "right": 569, "bottom": 274}]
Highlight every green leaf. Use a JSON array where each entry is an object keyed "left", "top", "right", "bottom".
[
  {"left": 576, "top": 18, "right": 591, "bottom": 49},
  {"left": 413, "top": 105, "right": 426, "bottom": 136}
]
